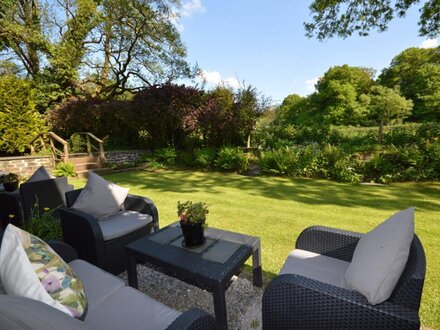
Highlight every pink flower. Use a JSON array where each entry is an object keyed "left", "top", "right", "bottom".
[{"left": 42, "top": 274, "right": 60, "bottom": 293}]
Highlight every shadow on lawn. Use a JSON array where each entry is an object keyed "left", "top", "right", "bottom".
[{"left": 108, "top": 169, "right": 440, "bottom": 213}]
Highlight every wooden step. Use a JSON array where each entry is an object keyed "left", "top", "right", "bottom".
[
  {"left": 69, "top": 155, "right": 99, "bottom": 165},
  {"left": 76, "top": 167, "right": 142, "bottom": 178},
  {"left": 74, "top": 162, "right": 103, "bottom": 172}
]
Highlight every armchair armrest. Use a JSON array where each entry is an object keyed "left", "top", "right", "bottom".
[
  {"left": 0, "top": 191, "right": 23, "bottom": 228},
  {"left": 166, "top": 308, "right": 217, "bottom": 330},
  {"left": 124, "top": 194, "right": 159, "bottom": 231},
  {"left": 262, "top": 274, "right": 420, "bottom": 329},
  {"left": 47, "top": 240, "right": 78, "bottom": 263},
  {"left": 296, "top": 226, "right": 363, "bottom": 262},
  {"left": 59, "top": 207, "right": 106, "bottom": 266}
]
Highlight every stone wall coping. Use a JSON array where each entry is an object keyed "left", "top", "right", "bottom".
[
  {"left": 104, "top": 150, "right": 146, "bottom": 154},
  {"left": 0, "top": 150, "right": 146, "bottom": 161},
  {"left": 0, "top": 155, "right": 52, "bottom": 161}
]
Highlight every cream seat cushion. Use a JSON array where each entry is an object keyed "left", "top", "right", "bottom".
[{"left": 280, "top": 249, "right": 350, "bottom": 288}]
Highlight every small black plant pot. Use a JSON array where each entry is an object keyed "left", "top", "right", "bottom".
[
  {"left": 3, "top": 180, "right": 19, "bottom": 192},
  {"left": 180, "top": 220, "right": 205, "bottom": 247}
]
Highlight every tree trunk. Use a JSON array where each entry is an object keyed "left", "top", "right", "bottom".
[
  {"left": 378, "top": 120, "right": 384, "bottom": 144},
  {"left": 101, "top": 21, "right": 111, "bottom": 84}
]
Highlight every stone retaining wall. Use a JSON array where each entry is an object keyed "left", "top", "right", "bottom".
[
  {"left": 104, "top": 150, "right": 146, "bottom": 164},
  {"left": 0, "top": 156, "right": 54, "bottom": 177},
  {"left": 0, "top": 150, "right": 147, "bottom": 177}
]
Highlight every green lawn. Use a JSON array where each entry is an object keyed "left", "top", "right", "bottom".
[{"left": 70, "top": 169, "right": 440, "bottom": 329}]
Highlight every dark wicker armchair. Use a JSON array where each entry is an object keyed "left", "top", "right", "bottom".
[
  {"left": 262, "top": 226, "right": 426, "bottom": 329},
  {"left": 0, "top": 177, "right": 73, "bottom": 229},
  {"left": 59, "top": 189, "right": 159, "bottom": 275}
]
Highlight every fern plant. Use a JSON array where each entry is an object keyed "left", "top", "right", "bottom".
[{"left": 53, "top": 162, "right": 76, "bottom": 177}]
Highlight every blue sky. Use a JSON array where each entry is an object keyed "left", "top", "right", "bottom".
[{"left": 177, "top": 0, "right": 439, "bottom": 103}]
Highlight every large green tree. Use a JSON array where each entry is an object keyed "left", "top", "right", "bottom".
[
  {"left": 305, "top": 0, "right": 440, "bottom": 40},
  {"left": 379, "top": 47, "right": 440, "bottom": 121},
  {"left": 276, "top": 93, "right": 306, "bottom": 125},
  {"left": 0, "top": 0, "right": 192, "bottom": 108},
  {"left": 368, "top": 85, "right": 413, "bottom": 143},
  {"left": 89, "top": 0, "right": 193, "bottom": 97},
  {"left": 235, "top": 85, "right": 269, "bottom": 147},
  {"left": 312, "top": 65, "right": 374, "bottom": 125}
]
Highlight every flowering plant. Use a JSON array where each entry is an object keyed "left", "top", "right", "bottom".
[
  {"left": 177, "top": 201, "right": 209, "bottom": 225},
  {"left": 22, "top": 201, "right": 63, "bottom": 240}
]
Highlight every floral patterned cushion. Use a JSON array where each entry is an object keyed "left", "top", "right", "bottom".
[{"left": 0, "top": 224, "right": 87, "bottom": 319}]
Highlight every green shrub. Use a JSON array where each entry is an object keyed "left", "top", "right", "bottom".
[
  {"left": 140, "top": 148, "right": 177, "bottom": 168},
  {"left": 259, "top": 147, "right": 298, "bottom": 175},
  {"left": 195, "top": 148, "right": 218, "bottom": 169},
  {"left": 362, "top": 144, "right": 435, "bottom": 183},
  {"left": 295, "top": 144, "right": 320, "bottom": 177},
  {"left": 215, "top": 147, "right": 248, "bottom": 173},
  {"left": 319, "top": 144, "right": 362, "bottom": 183},
  {"left": 176, "top": 150, "right": 197, "bottom": 167},
  {"left": 53, "top": 162, "right": 76, "bottom": 177},
  {"left": 417, "top": 122, "right": 440, "bottom": 142},
  {"left": 137, "top": 152, "right": 151, "bottom": 164},
  {"left": 69, "top": 134, "right": 87, "bottom": 153},
  {"left": 258, "top": 144, "right": 360, "bottom": 182},
  {"left": 153, "top": 147, "right": 177, "bottom": 166},
  {"left": 0, "top": 75, "right": 46, "bottom": 154},
  {"left": 107, "top": 161, "right": 137, "bottom": 170},
  {"left": 382, "top": 127, "right": 417, "bottom": 146},
  {"left": 421, "top": 140, "right": 440, "bottom": 177}
]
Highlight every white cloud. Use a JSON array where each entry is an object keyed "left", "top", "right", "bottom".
[
  {"left": 305, "top": 77, "right": 320, "bottom": 91},
  {"left": 200, "top": 70, "right": 240, "bottom": 89},
  {"left": 181, "top": 0, "right": 205, "bottom": 18},
  {"left": 420, "top": 38, "right": 439, "bottom": 48},
  {"left": 170, "top": 0, "right": 204, "bottom": 32}
]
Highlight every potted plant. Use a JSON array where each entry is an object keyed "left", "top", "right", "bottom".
[
  {"left": 0, "top": 172, "right": 20, "bottom": 192},
  {"left": 177, "top": 201, "right": 209, "bottom": 247}
]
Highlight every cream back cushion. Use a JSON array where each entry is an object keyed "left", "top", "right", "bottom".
[
  {"left": 344, "top": 207, "right": 414, "bottom": 305},
  {"left": 0, "top": 224, "right": 87, "bottom": 318},
  {"left": 72, "top": 172, "right": 129, "bottom": 220}
]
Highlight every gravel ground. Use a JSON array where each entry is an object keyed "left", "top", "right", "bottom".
[{"left": 119, "top": 264, "right": 263, "bottom": 330}]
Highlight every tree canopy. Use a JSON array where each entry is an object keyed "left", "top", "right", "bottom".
[
  {"left": 379, "top": 46, "right": 440, "bottom": 121},
  {"left": 312, "top": 65, "right": 375, "bottom": 125},
  {"left": 367, "top": 85, "right": 413, "bottom": 143},
  {"left": 277, "top": 63, "right": 418, "bottom": 130},
  {"left": 305, "top": 0, "right": 440, "bottom": 40},
  {"left": 0, "top": 0, "right": 192, "bottom": 105}
]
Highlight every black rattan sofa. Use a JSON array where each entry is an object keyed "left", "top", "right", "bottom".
[
  {"left": 0, "top": 228, "right": 217, "bottom": 330},
  {"left": 59, "top": 189, "right": 159, "bottom": 275},
  {"left": 0, "top": 177, "right": 73, "bottom": 229},
  {"left": 262, "top": 226, "right": 426, "bottom": 329}
]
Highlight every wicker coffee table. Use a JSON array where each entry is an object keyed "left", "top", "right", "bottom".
[{"left": 126, "top": 222, "right": 262, "bottom": 330}]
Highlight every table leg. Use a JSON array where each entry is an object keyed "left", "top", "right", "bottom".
[
  {"left": 252, "top": 241, "right": 263, "bottom": 287},
  {"left": 212, "top": 284, "right": 228, "bottom": 330},
  {"left": 127, "top": 253, "right": 138, "bottom": 289}
]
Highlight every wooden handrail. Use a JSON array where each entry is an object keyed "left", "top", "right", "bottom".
[
  {"left": 75, "top": 132, "right": 104, "bottom": 144},
  {"left": 47, "top": 132, "right": 68, "bottom": 145},
  {"left": 30, "top": 131, "right": 106, "bottom": 163},
  {"left": 72, "top": 132, "right": 106, "bottom": 161},
  {"left": 29, "top": 132, "right": 69, "bottom": 162}
]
